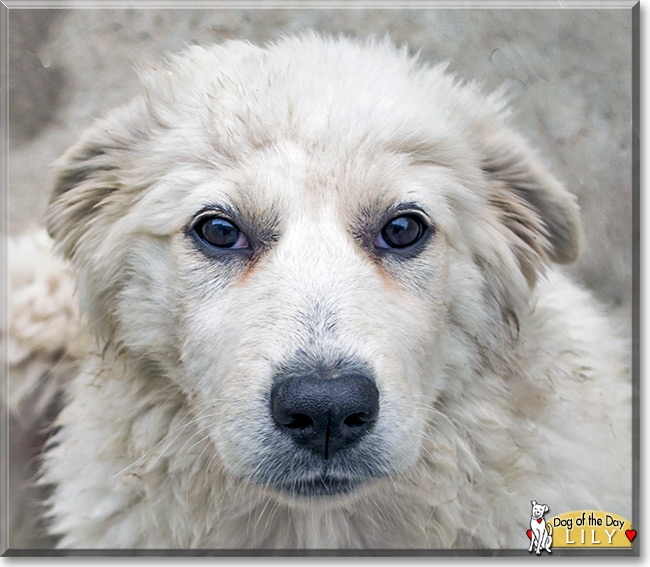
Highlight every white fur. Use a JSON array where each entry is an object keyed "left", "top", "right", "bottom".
[{"left": 34, "top": 35, "right": 631, "bottom": 549}]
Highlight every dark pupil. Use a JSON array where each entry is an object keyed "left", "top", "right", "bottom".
[
  {"left": 200, "top": 218, "right": 240, "bottom": 247},
  {"left": 382, "top": 215, "right": 423, "bottom": 248}
]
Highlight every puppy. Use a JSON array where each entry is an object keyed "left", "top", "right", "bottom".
[{"left": 37, "top": 34, "right": 631, "bottom": 549}]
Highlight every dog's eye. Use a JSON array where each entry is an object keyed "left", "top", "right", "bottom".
[
  {"left": 376, "top": 214, "right": 427, "bottom": 249},
  {"left": 195, "top": 217, "right": 249, "bottom": 249}
]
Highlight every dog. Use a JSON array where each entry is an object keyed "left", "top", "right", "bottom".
[
  {"left": 26, "top": 34, "right": 631, "bottom": 549},
  {"left": 528, "top": 501, "right": 552, "bottom": 554}
]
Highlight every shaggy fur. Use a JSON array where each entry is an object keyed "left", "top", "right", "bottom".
[
  {"left": 7, "top": 232, "right": 82, "bottom": 548},
  {"left": 33, "top": 35, "right": 631, "bottom": 549}
]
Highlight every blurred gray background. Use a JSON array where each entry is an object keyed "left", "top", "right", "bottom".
[{"left": 6, "top": 6, "right": 635, "bottom": 548}]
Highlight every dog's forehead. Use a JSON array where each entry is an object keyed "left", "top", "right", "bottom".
[
  {"left": 145, "top": 39, "right": 481, "bottom": 181},
  {"left": 179, "top": 139, "right": 455, "bottom": 226},
  {"left": 133, "top": 124, "right": 475, "bottom": 247},
  {"left": 137, "top": 40, "right": 489, "bottom": 234}
]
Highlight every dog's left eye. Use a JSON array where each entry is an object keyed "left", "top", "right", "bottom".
[
  {"left": 194, "top": 217, "right": 249, "bottom": 249},
  {"left": 375, "top": 214, "right": 428, "bottom": 249}
]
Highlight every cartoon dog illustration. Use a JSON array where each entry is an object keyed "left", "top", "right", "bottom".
[{"left": 528, "top": 500, "right": 553, "bottom": 554}]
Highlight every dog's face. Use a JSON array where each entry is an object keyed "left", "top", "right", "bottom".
[
  {"left": 176, "top": 146, "right": 446, "bottom": 498},
  {"left": 531, "top": 501, "right": 549, "bottom": 520},
  {"left": 46, "top": 37, "right": 582, "bottom": 504}
]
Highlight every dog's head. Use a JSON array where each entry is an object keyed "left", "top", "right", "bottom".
[
  {"left": 531, "top": 501, "right": 549, "bottom": 520},
  {"left": 46, "top": 36, "right": 582, "bottom": 503}
]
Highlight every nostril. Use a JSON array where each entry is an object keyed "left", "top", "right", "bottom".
[
  {"left": 343, "top": 412, "right": 371, "bottom": 428},
  {"left": 284, "top": 413, "right": 314, "bottom": 430}
]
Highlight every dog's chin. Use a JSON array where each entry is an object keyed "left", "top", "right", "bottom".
[
  {"left": 255, "top": 473, "right": 381, "bottom": 508},
  {"left": 272, "top": 475, "right": 361, "bottom": 498},
  {"left": 231, "top": 435, "right": 395, "bottom": 506}
]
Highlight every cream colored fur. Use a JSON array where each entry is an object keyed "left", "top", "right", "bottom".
[
  {"left": 8, "top": 232, "right": 82, "bottom": 423},
  {"left": 31, "top": 35, "right": 630, "bottom": 549}
]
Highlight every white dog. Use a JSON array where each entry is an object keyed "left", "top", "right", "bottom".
[
  {"left": 528, "top": 501, "right": 552, "bottom": 554},
  {"left": 26, "top": 35, "right": 631, "bottom": 549}
]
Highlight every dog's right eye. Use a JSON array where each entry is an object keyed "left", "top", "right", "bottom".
[
  {"left": 376, "top": 214, "right": 428, "bottom": 250},
  {"left": 194, "top": 217, "right": 249, "bottom": 249}
]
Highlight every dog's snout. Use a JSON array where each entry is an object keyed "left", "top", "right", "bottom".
[{"left": 270, "top": 373, "right": 379, "bottom": 459}]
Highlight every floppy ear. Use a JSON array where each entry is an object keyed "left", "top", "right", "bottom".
[
  {"left": 45, "top": 98, "right": 153, "bottom": 339},
  {"left": 46, "top": 99, "right": 150, "bottom": 261},
  {"left": 544, "top": 505, "right": 549, "bottom": 513},
  {"left": 480, "top": 127, "right": 583, "bottom": 286}
]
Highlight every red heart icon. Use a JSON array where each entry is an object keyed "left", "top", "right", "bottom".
[
  {"left": 537, "top": 518, "right": 543, "bottom": 523},
  {"left": 625, "top": 529, "right": 637, "bottom": 542},
  {"left": 526, "top": 529, "right": 532, "bottom": 540}
]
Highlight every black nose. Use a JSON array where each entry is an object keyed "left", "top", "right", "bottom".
[{"left": 270, "top": 372, "right": 380, "bottom": 459}]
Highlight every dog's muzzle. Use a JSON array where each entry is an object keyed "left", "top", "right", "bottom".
[{"left": 255, "top": 356, "right": 386, "bottom": 498}]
